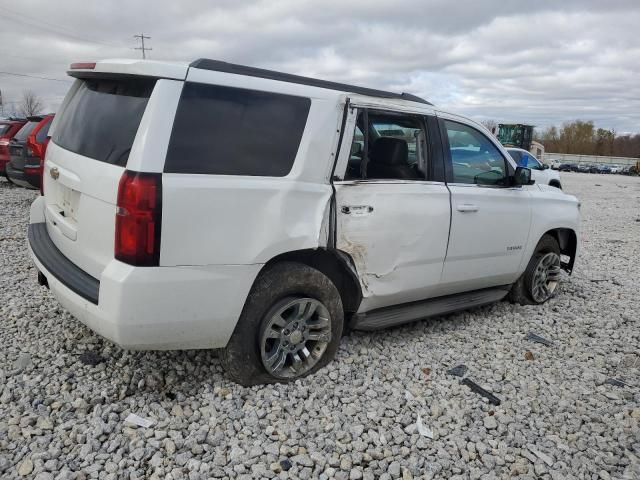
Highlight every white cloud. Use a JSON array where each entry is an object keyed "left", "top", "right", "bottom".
[{"left": 0, "top": 0, "right": 639, "bottom": 131}]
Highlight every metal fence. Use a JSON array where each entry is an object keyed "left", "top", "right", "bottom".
[{"left": 542, "top": 153, "right": 638, "bottom": 166}]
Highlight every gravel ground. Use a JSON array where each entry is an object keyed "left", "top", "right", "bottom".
[{"left": 1, "top": 172, "right": 639, "bottom": 480}]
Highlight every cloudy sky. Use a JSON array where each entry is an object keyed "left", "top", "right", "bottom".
[{"left": 1, "top": 0, "right": 639, "bottom": 132}]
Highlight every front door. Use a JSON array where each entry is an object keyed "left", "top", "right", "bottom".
[
  {"left": 333, "top": 106, "right": 451, "bottom": 312},
  {"left": 439, "top": 116, "right": 532, "bottom": 293}
]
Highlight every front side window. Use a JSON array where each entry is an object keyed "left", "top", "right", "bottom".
[
  {"left": 524, "top": 154, "right": 542, "bottom": 170},
  {"left": 444, "top": 120, "right": 507, "bottom": 186},
  {"left": 508, "top": 149, "right": 522, "bottom": 164},
  {"left": 346, "top": 111, "right": 428, "bottom": 180},
  {"left": 165, "top": 83, "right": 311, "bottom": 176}
]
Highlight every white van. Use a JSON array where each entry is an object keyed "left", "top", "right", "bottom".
[{"left": 28, "top": 59, "right": 580, "bottom": 385}]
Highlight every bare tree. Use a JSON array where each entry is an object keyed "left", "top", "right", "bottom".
[
  {"left": 480, "top": 119, "right": 498, "bottom": 135},
  {"left": 18, "top": 90, "right": 44, "bottom": 117}
]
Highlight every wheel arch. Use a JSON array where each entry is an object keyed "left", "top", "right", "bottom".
[
  {"left": 541, "top": 228, "right": 577, "bottom": 273},
  {"left": 258, "top": 248, "right": 364, "bottom": 315},
  {"left": 549, "top": 179, "right": 562, "bottom": 189}
]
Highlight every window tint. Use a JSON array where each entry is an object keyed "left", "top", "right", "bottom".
[
  {"left": 14, "top": 121, "right": 39, "bottom": 142},
  {"left": 53, "top": 78, "right": 155, "bottom": 166},
  {"left": 164, "top": 83, "right": 311, "bottom": 176},
  {"left": 346, "top": 111, "right": 427, "bottom": 180},
  {"left": 36, "top": 118, "right": 52, "bottom": 143},
  {"left": 444, "top": 120, "right": 507, "bottom": 186}
]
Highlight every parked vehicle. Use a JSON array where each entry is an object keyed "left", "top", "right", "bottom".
[
  {"left": 576, "top": 164, "right": 591, "bottom": 173},
  {"left": 6, "top": 115, "right": 53, "bottom": 188},
  {"left": 549, "top": 159, "right": 562, "bottom": 170},
  {"left": 28, "top": 59, "right": 580, "bottom": 385},
  {"left": 558, "top": 163, "right": 575, "bottom": 172},
  {"left": 25, "top": 114, "right": 54, "bottom": 191},
  {"left": 0, "top": 118, "right": 27, "bottom": 178},
  {"left": 506, "top": 147, "right": 562, "bottom": 189},
  {"left": 609, "top": 165, "right": 623, "bottom": 174}
]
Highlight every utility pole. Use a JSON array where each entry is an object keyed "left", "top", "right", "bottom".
[{"left": 133, "top": 33, "right": 152, "bottom": 59}]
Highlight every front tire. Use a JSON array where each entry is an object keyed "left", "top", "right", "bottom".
[
  {"left": 510, "top": 235, "right": 562, "bottom": 305},
  {"left": 220, "top": 261, "right": 344, "bottom": 386}
]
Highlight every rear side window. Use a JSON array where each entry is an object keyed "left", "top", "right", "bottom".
[
  {"left": 53, "top": 78, "right": 155, "bottom": 166},
  {"left": 164, "top": 83, "right": 311, "bottom": 176},
  {"left": 14, "top": 122, "right": 39, "bottom": 142},
  {"left": 36, "top": 118, "right": 52, "bottom": 143},
  {"left": 0, "top": 124, "right": 10, "bottom": 135}
]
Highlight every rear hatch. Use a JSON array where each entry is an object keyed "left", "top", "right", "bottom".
[
  {"left": 43, "top": 75, "right": 158, "bottom": 278},
  {"left": 9, "top": 119, "right": 41, "bottom": 171}
]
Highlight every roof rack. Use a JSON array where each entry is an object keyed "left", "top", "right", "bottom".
[{"left": 190, "top": 59, "right": 432, "bottom": 105}]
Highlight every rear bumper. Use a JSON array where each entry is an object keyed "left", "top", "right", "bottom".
[{"left": 28, "top": 197, "right": 261, "bottom": 350}]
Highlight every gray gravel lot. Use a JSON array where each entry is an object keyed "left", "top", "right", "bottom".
[{"left": 1, "top": 172, "right": 639, "bottom": 480}]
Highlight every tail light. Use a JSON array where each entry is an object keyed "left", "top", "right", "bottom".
[{"left": 115, "top": 171, "right": 162, "bottom": 266}]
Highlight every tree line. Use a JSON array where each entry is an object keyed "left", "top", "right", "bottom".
[
  {"left": 536, "top": 121, "right": 640, "bottom": 158},
  {"left": 1, "top": 90, "right": 44, "bottom": 118}
]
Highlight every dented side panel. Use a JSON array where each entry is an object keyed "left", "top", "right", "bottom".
[{"left": 334, "top": 181, "right": 451, "bottom": 312}]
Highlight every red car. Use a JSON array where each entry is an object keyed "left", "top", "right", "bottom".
[
  {"left": 0, "top": 118, "right": 28, "bottom": 177},
  {"left": 6, "top": 114, "right": 54, "bottom": 190}
]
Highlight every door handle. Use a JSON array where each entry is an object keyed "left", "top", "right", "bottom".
[
  {"left": 341, "top": 205, "right": 373, "bottom": 215},
  {"left": 456, "top": 204, "right": 479, "bottom": 213}
]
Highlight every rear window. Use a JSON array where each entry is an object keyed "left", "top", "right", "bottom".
[
  {"left": 52, "top": 78, "right": 155, "bottom": 166},
  {"left": 14, "top": 121, "right": 39, "bottom": 142},
  {"left": 164, "top": 82, "right": 311, "bottom": 176}
]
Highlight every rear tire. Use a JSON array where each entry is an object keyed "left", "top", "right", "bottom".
[
  {"left": 509, "top": 235, "right": 561, "bottom": 305},
  {"left": 220, "top": 261, "right": 344, "bottom": 386}
]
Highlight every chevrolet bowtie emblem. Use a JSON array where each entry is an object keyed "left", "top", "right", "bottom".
[{"left": 50, "top": 167, "right": 59, "bottom": 180}]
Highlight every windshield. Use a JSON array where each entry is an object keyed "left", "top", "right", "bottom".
[{"left": 52, "top": 77, "right": 156, "bottom": 166}]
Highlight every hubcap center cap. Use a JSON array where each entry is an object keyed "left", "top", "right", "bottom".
[{"left": 288, "top": 330, "right": 303, "bottom": 344}]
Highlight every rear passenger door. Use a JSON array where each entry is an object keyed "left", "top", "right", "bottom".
[
  {"left": 333, "top": 106, "right": 451, "bottom": 312},
  {"left": 439, "top": 116, "right": 531, "bottom": 293}
]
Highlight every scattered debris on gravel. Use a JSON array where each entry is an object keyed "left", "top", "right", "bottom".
[{"left": 1, "top": 173, "right": 639, "bottom": 479}]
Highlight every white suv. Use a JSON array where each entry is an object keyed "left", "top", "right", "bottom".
[
  {"left": 506, "top": 147, "right": 562, "bottom": 189},
  {"left": 28, "top": 59, "right": 580, "bottom": 385}
]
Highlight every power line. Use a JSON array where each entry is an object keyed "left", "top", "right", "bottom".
[
  {"left": 0, "top": 5, "right": 126, "bottom": 49},
  {"left": 0, "top": 71, "right": 72, "bottom": 83},
  {"left": 133, "top": 33, "right": 152, "bottom": 59}
]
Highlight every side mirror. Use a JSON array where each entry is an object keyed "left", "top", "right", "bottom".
[
  {"left": 513, "top": 166, "right": 534, "bottom": 186},
  {"left": 542, "top": 164, "right": 550, "bottom": 170}
]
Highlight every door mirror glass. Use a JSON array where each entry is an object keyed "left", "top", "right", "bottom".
[
  {"left": 542, "top": 163, "right": 550, "bottom": 170},
  {"left": 513, "top": 166, "right": 533, "bottom": 186}
]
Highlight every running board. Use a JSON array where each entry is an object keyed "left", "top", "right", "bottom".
[{"left": 352, "top": 286, "right": 510, "bottom": 331}]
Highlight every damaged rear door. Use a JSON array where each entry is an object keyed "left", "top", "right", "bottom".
[{"left": 333, "top": 104, "right": 451, "bottom": 312}]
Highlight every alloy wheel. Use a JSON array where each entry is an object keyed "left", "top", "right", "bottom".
[{"left": 260, "top": 297, "right": 332, "bottom": 379}]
